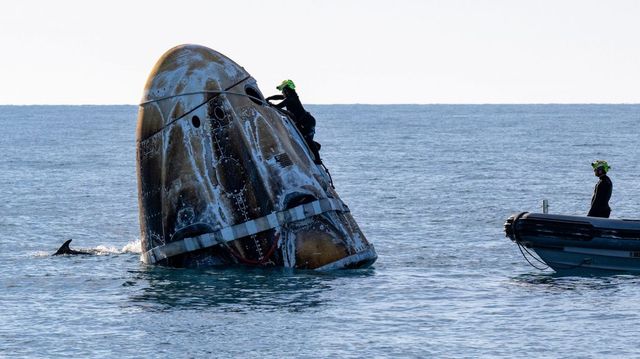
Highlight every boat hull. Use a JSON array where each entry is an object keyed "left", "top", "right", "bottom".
[{"left": 505, "top": 212, "right": 640, "bottom": 275}]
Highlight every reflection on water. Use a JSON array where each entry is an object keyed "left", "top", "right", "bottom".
[
  {"left": 127, "top": 265, "right": 375, "bottom": 313},
  {"left": 512, "top": 272, "right": 640, "bottom": 292}
]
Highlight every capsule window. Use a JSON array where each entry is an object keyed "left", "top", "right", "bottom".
[
  {"left": 191, "top": 115, "right": 201, "bottom": 128},
  {"left": 284, "top": 194, "right": 316, "bottom": 209},
  {"left": 244, "top": 86, "right": 264, "bottom": 105},
  {"left": 213, "top": 106, "right": 226, "bottom": 120}
]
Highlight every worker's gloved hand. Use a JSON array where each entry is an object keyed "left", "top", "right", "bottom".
[{"left": 265, "top": 95, "right": 284, "bottom": 102}]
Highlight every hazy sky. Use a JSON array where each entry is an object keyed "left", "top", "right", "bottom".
[{"left": 1, "top": 0, "right": 638, "bottom": 104}]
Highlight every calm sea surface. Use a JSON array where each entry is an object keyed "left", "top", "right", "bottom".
[{"left": 1, "top": 104, "right": 640, "bottom": 358}]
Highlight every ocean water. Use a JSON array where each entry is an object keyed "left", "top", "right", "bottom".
[{"left": 1, "top": 104, "right": 640, "bottom": 358}]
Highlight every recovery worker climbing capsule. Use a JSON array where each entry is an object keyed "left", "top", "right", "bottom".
[{"left": 136, "top": 44, "right": 377, "bottom": 269}]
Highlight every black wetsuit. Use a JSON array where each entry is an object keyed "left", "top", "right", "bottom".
[
  {"left": 267, "top": 88, "right": 321, "bottom": 163},
  {"left": 588, "top": 174, "right": 612, "bottom": 218}
]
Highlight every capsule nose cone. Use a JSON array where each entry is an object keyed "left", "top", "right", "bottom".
[{"left": 141, "top": 44, "right": 249, "bottom": 104}]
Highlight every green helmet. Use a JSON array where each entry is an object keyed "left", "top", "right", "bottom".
[
  {"left": 276, "top": 79, "right": 296, "bottom": 91},
  {"left": 591, "top": 160, "right": 611, "bottom": 173}
]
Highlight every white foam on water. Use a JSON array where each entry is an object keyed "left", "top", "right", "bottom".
[
  {"left": 121, "top": 239, "right": 142, "bottom": 254},
  {"left": 93, "top": 245, "right": 121, "bottom": 255},
  {"left": 95, "top": 239, "right": 143, "bottom": 255}
]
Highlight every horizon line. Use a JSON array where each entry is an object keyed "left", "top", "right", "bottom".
[{"left": 1, "top": 102, "right": 639, "bottom": 106}]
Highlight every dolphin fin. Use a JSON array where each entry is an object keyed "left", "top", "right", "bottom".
[
  {"left": 53, "top": 239, "right": 91, "bottom": 256},
  {"left": 53, "top": 239, "right": 73, "bottom": 255}
]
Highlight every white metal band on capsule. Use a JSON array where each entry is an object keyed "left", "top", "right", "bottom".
[{"left": 141, "top": 198, "right": 350, "bottom": 264}]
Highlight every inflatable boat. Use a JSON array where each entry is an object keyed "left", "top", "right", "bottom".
[{"left": 505, "top": 212, "right": 640, "bottom": 275}]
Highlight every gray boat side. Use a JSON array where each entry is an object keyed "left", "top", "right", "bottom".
[{"left": 505, "top": 212, "right": 640, "bottom": 274}]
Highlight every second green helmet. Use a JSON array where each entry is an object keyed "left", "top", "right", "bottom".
[
  {"left": 591, "top": 160, "right": 611, "bottom": 173},
  {"left": 276, "top": 79, "right": 296, "bottom": 91}
]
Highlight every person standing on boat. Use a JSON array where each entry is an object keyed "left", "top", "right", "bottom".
[
  {"left": 588, "top": 160, "right": 612, "bottom": 218},
  {"left": 266, "top": 79, "right": 322, "bottom": 164}
]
